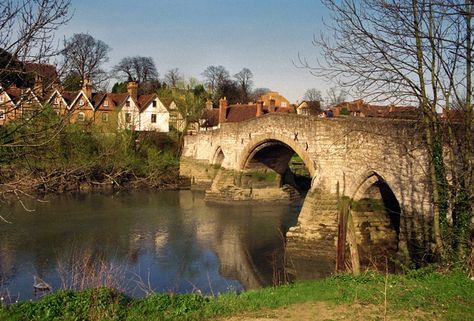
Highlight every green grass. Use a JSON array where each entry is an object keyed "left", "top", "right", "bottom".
[{"left": 1, "top": 269, "right": 473, "bottom": 321}]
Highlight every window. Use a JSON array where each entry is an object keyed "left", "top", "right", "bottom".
[
  {"left": 151, "top": 114, "right": 157, "bottom": 123},
  {"left": 55, "top": 97, "right": 60, "bottom": 104},
  {"left": 0, "top": 95, "right": 4, "bottom": 102},
  {"left": 0, "top": 109, "right": 5, "bottom": 120},
  {"left": 79, "top": 99, "right": 84, "bottom": 106},
  {"left": 104, "top": 100, "right": 109, "bottom": 107},
  {"left": 102, "top": 112, "right": 109, "bottom": 122},
  {"left": 152, "top": 100, "right": 157, "bottom": 107},
  {"left": 281, "top": 102, "right": 287, "bottom": 107},
  {"left": 125, "top": 100, "right": 130, "bottom": 107},
  {"left": 125, "top": 112, "right": 132, "bottom": 123},
  {"left": 77, "top": 112, "right": 85, "bottom": 122}
]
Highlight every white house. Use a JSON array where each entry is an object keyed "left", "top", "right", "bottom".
[{"left": 137, "top": 94, "right": 169, "bottom": 132}]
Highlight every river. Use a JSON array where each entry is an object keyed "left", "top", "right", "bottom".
[{"left": 0, "top": 190, "right": 301, "bottom": 301}]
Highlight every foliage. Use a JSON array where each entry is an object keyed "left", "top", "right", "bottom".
[
  {"left": 0, "top": 269, "right": 472, "bottom": 320},
  {"left": 158, "top": 87, "right": 206, "bottom": 157},
  {"left": 244, "top": 170, "right": 278, "bottom": 182},
  {"left": 62, "top": 72, "right": 82, "bottom": 91},
  {"left": 339, "top": 107, "right": 349, "bottom": 116},
  {"left": 111, "top": 81, "right": 127, "bottom": 94},
  {"left": 0, "top": 110, "right": 180, "bottom": 193}
]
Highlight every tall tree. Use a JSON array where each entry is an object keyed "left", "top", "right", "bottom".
[
  {"left": 113, "top": 56, "right": 159, "bottom": 83},
  {"left": 158, "top": 87, "right": 205, "bottom": 156},
  {"left": 201, "top": 65, "right": 230, "bottom": 98},
  {"left": 234, "top": 68, "right": 254, "bottom": 103},
  {"left": 164, "top": 68, "right": 183, "bottom": 88},
  {"left": 303, "top": 88, "right": 323, "bottom": 102},
  {"left": 324, "top": 87, "right": 347, "bottom": 106},
  {"left": 61, "top": 33, "right": 110, "bottom": 86},
  {"left": 302, "top": 0, "right": 473, "bottom": 260}
]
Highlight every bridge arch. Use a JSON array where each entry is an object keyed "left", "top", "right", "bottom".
[
  {"left": 211, "top": 146, "right": 225, "bottom": 166},
  {"left": 239, "top": 133, "right": 316, "bottom": 178},
  {"left": 347, "top": 171, "right": 401, "bottom": 270}
]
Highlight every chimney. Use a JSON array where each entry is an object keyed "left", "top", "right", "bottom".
[
  {"left": 33, "top": 74, "right": 44, "bottom": 97},
  {"left": 127, "top": 80, "right": 138, "bottom": 101},
  {"left": 82, "top": 77, "right": 92, "bottom": 100},
  {"left": 206, "top": 99, "right": 213, "bottom": 110},
  {"left": 219, "top": 97, "right": 227, "bottom": 124},
  {"left": 256, "top": 100, "right": 263, "bottom": 117},
  {"left": 269, "top": 99, "right": 276, "bottom": 112}
]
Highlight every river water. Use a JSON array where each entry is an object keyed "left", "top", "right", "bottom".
[{"left": 0, "top": 190, "right": 301, "bottom": 301}]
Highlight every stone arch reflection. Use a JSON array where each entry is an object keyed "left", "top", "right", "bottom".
[{"left": 348, "top": 172, "right": 401, "bottom": 271}]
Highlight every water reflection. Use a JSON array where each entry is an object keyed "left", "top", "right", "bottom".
[{"left": 0, "top": 190, "right": 299, "bottom": 301}]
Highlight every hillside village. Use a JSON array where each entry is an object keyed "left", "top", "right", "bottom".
[{"left": 0, "top": 63, "right": 429, "bottom": 135}]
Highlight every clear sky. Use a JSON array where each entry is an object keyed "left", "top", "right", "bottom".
[{"left": 57, "top": 0, "right": 331, "bottom": 102}]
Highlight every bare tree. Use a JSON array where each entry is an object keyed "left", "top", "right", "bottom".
[
  {"left": 303, "top": 88, "right": 323, "bottom": 102},
  {"left": 324, "top": 87, "right": 347, "bottom": 106},
  {"left": 62, "top": 33, "right": 110, "bottom": 86},
  {"left": 234, "top": 68, "right": 254, "bottom": 103},
  {"left": 300, "top": 0, "right": 473, "bottom": 259},
  {"left": 164, "top": 68, "right": 183, "bottom": 88},
  {"left": 201, "top": 65, "right": 230, "bottom": 96},
  {"left": 113, "top": 56, "right": 158, "bottom": 84},
  {"left": 0, "top": 0, "right": 72, "bottom": 86}
]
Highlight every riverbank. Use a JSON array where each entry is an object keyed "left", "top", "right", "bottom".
[
  {"left": 1, "top": 268, "right": 472, "bottom": 321},
  {"left": 0, "top": 128, "right": 187, "bottom": 199}
]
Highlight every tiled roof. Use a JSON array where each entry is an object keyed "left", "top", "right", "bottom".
[
  {"left": 226, "top": 104, "right": 259, "bottom": 122},
  {"left": 200, "top": 109, "right": 219, "bottom": 127},
  {"left": 61, "top": 91, "right": 80, "bottom": 105},
  {"left": 89, "top": 93, "right": 105, "bottom": 109},
  {"left": 5, "top": 85, "right": 23, "bottom": 103},
  {"left": 107, "top": 93, "right": 129, "bottom": 107},
  {"left": 138, "top": 94, "right": 155, "bottom": 111}
]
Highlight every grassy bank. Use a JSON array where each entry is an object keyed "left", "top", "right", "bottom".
[{"left": 1, "top": 269, "right": 472, "bottom": 321}]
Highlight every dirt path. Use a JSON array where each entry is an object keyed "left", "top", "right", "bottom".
[{"left": 219, "top": 301, "right": 434, "bottom": 321}]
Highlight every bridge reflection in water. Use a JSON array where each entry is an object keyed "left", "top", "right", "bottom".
[{"left": 0, "top": 190, "right": 302, "bottom": 302}]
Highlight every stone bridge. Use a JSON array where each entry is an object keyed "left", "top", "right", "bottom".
[{"left": 180, "top": 113, "right": 434, "bottom": 277}]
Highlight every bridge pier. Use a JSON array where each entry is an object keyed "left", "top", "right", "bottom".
[{"left": 285, "top": 189, "right": 339, "bottom": 279}]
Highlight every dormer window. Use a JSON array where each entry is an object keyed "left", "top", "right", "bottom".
[
  {"left": 152, "top": 100, "right": 157, "bottom": 107},
  {"left": 104, "top": 100, "right": 109, "bottom": 107}
]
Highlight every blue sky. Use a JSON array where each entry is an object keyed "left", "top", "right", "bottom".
[{"left": 57, "top": 0, "right": 330, "bottom": 102}]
